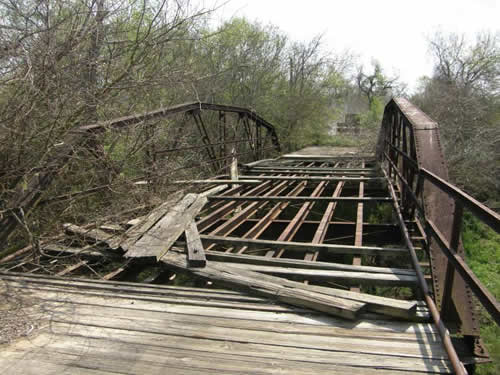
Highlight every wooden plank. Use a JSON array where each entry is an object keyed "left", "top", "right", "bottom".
[
  {"left": 185, "top": 221, "right": 206, "bottom": 267},
  {"left": 102, "top": 266, "right": 126, "bottom": 280},
  {"left": 0, "top": 270, "right": 417, "bottom": 320},
  {"left": 160, "top": 250, "right": 367, "bottom": 320},
  {"left": 45, "top": 322, "right": 453, "bottom": 371},
  {"left": 125, "top": 194, "right": 207, "bottom": 259},
  {"left": 199, "top": 235, "right": 408, "bottom": 256},
  {"left": 3, "top": 333, "right": 447, "bottom": 375},
  {"left": 63, "top": 223, "right": 122, "bottom": 249},
  {"left": 120, "top": 190, "right": 184, "bottom": 251},
  {"left": 202, "top": 250, "right": 416, "bottom": 275},
  {"left": 48, "top": 317, "right": 450, "bottom": 359},
  {"left": 22, "top": 301, "right": 438, "bottom": 342},
  {"left": 210, "top": 262, "right": 418, "bottom": 286},
  {"left": 4, "top": 283, "right": 294, "bottom": 312},
  {"left": 0, "top": 274, "right": 434, "bottom": 333},
  {"left": 55, "top": 260, "right": 89, "bottom": 276}
]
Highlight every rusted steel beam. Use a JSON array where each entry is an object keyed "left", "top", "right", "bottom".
[
  {"left": 239, "top": 175, "right": 383, "bottom": 182},
  {"left": 440, "top": 201, "right": 463, "bottom": 318},
  {"left": 203, "top": 178, "right": 294, "bottom": 241},
  {"left": 351, "top": 162, "right": 365, "bottom": 293},
  {"left": 247, "top": 166, "right": 376, "bottom": 172},
  {"left": 427, "top": 219, "right": 500, "bottom": 325},
  {"left": 263, "top": 166, "right": 335, "bottom": 258},
  {"left": 199, "top": 235, "right": 409, "bottom": 256},
  {"left": 236, "top": 181, "right": 308, "bottom": 254},
  {"left": 379, "top": 98, "right": 481, "bottom": 339},
  {"left": 384, "top": 168, "right": 468, "bottom": 375},
  {"left": 196, "top": 178, "right": 275, "bottom": 232},
  {"left": 0, "top": 102, "right": 281, "bottom": 249},
  {"left": 208, "top": 196, "right": 392, "bottom": 203},
  {"left": 421, "top": 168, "right": 500, "bottom": 233}
]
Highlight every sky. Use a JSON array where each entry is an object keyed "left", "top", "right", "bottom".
[{"left": 210, "top": 0, "right": 499, "bottom": 93}]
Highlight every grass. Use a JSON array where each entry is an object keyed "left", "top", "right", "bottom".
[{"left": 462, "top": 213, "right": 500, "bottom": 375}]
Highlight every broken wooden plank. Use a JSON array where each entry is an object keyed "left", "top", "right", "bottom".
[
  {"left": 125, "top": 194, "right": 208, "bottom": 259},
  {"left": 160, "top": 250, "right": 366, "bottom": 320},
  {"left": 55, "top": 260, "right": 89, "bottom": 276},
  {"left": 185, "top": 221, "right": 206, "bottom": 267},
  {"left": 63, "top": 224, "right": 122, "bottom": 249},
  {"left": 199, "top": 235, "right": 408, "bottom": 256},
  {"left": 120, "top": 190, "right": 185, "bottom": 251},
  {"left": 167, "top": 249, "right": 417, "bottom": 319}
]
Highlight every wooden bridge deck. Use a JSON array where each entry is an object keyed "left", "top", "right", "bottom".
[
  {"left": 1, "top": 146, "right": 487, "bottom": 374},
  {"left": 0, "top": 272, "right": 456, "bottom": 374}
]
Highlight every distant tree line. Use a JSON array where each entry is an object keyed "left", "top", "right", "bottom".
[{"left": 412, "top": 31, "right": 499, "bottom": 202}]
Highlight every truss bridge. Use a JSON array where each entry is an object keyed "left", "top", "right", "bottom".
[{"left": 1, "top": 99, "right": 499, "bottom": 374}]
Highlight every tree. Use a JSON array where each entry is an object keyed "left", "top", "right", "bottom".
[
  {"left": 356, "top": 60, "right": 401, "bottom": 107},
  {"left": 428, "top": 31, "right": 499, "bottom": 94},
  {"left": 413, "top": 31, "right": 500, "bottom": 201}
]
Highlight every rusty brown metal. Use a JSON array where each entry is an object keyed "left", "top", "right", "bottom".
[{"left": 377, "top": 97, "right": 500, "bottom": 360}]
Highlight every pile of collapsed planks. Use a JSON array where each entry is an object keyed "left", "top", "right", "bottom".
[{"left": 25, "top": 187, "right": 423, "bottom": 322}]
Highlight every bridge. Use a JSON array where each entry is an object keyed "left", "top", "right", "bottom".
[{"left": 1, "top": 98, "right": 499, "bottom": 374}]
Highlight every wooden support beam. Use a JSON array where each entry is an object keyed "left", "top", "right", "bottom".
[{"left": 185, "top": 221, "right": 206, "bottom": 267}]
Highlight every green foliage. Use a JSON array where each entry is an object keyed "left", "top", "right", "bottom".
[{"left": 462, "top": 213, "right": 500, "bottom": 374}]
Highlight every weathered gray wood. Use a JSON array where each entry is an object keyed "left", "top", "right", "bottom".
[
  {"left": 160, "top": 250, "right": 366, "bottom": 320},
  {"left": 20, "top": 301, "right": 437, "bottom": 342},
  {"left": 0, "top": 273, "right": 437, "bottom": 333},
  {"left": 185, "top": 221, "right": 206, "bottom": 267},
  {"left": 42, "top": 243, "right": 109, "bottom": 258},
  {"left": 99, "top": 224, "right": 124, "bottom": 232},
  {"left": 49, "top": 317, "right": 450, "bottom": 359},
  {"left": 120, "top": 190, "right": 185, "bottom": 251},
  {"left": 199, "top": 184, "right": 227, "bottom": 197},
  {"left": 55, "top": 260, "right": 89, "bottom": 276},
  {"left": 202, "top": 250, "right": 416, "bottom": 275},
  {"left": 209, "top": 262, "right": 418, "bottom": 286},
  {"left": 199, "top": 235, "right": 408, "bottom": 256},
  {"left": 63, "top": 223, "right": 122, "bottom": 249},
  {"left": 3, "top": 332, "right": 448, "bottom": 375},
  {"left": 125, "top": 193, "right": 208, "bottom": 259}
]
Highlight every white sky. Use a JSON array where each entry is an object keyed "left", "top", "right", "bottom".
[{"left": 211, "top": 0, "right": 499, "bottom": 93}]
